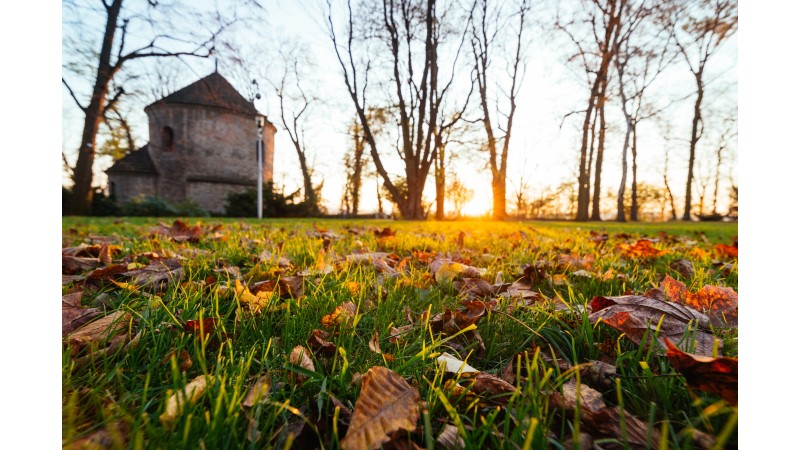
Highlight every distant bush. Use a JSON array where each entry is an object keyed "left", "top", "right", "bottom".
[
  {"left": 62, "top": 187, "right": 120, "bottom": 216},
  {"left": 224, "top": 182, "right": 315, "bottom": 217},
  {"left": 121, "top": 196, "right": 208, "bottom": 217}
]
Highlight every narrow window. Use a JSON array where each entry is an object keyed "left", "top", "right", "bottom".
[{"left": 161, "top": 126, "right": 175, "bottom": 151}]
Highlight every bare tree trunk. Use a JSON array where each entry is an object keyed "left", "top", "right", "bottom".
[
  {"left": 435, "top": 137, "right": 445, "bottom": 220},
  {"left": 472, "top": 0, "right": 528, "bottom": 221},
  {"left": 591, "top": 80, "right": 607, "bottom": 220},
  {"left": 616, "top": 122, "right": 631, "bottom": 222},
  {"left": 68, "top": 0, "right": 123, "bottom": 215},
  {"left": 630, "top": 124, "right": 639, "bottom": 221},
  {"left": 683, "top": 73, "right": 704, "bottom": 220},
  {"left": 712, "top": 139, "right": 724, "bottom": 215}
]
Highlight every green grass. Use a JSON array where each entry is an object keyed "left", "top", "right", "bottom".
[{"left": 62, "top": 218, "right": 738, "bottom": 449}]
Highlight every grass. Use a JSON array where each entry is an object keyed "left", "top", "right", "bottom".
[{"left": 62, "top": 217, "right": 738, "bottom": 449}]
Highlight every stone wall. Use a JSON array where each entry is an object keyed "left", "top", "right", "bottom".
[
  {"left": 108, "top": 173, "right": 157, "bottom": 205},
  {"left": 186, "top": 181, "right": 250, "bottom": 214},
  {"left": 145, "top": 103, "right": 276, "bottom": 210}
]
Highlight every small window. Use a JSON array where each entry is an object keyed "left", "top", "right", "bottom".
[
  {"left": 161, "top": 126, "right": 175, "bottom": 151},
  {"left": 109, "top": 181, "right": 116, "bottom": 199}
]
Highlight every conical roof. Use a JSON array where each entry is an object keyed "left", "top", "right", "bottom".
[{"left": 148, "top": 72, "right": 259, "bottom": 116}]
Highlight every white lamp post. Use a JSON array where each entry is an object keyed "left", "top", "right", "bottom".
[{"left": 256, "top": 115, "right": 265, "bottom": 219}]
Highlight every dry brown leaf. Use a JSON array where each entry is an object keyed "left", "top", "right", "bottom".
[
  {"left": 288, "top": 345, "right": 315, "bottom": 385},
  {"left": 665, "top": 339, "right": 738, "bottom": 405},
  {"left": 67, "top": 311, "right": 132, "bottom": 356},
  {"left": 669, "top": 259, "right": 695, "bottom": 279},
  {"left": 340, "top": 366, "right": 420, "bottom": 450},
  {"left": 436, "top": 424, "right": 465, "bottom": 450},
  {"left": 242, "top": 374, "right": 272, "bottom": 408},
  {"left": 161, "top": 349, "right": 193, "bottom": 372},
  {"left": 62, "top": 292, "right": 101, "bottom": 337},
  {"left": 159, "top": 375, "right": 209, "bottom": 425},
  {"left": 62, "top": 255, "right": 100, "bottom": 275},
  {"left": 551, "top": 380, "right": 661, "bottom": 448},
  {"left": 121, "top": 258, "right": 183, "bottom": 291},
  {"left": 308, "top": 329, "right": 337, "bottom": 357},
  {"left": 369, "top": 331, "right": 382, "bottom": 354},
  {"left": 588, "top": 293, "right": 719, "bottom": 356},
  {"left": 64, "top": 421, "right": 128, "bottom": 449},
  {"left": 150, "top": 219, "right": 204, "bottom": 242}
]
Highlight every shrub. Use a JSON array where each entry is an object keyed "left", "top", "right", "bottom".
[
  {"left": 224, "top": 182, "right": 310, "bottom": 217},
  {"left": 62, "top": 187, "right": 121, "bottom": 216},
  {"left": 121, "top": 196, "right": 209, "bottom": 217}
]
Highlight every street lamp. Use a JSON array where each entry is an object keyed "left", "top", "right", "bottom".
[{"left": 255, "top": 114, "right": 265, "bottom": 219}]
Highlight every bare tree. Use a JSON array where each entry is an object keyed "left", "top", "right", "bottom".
[
  {"left": 612, "top": 0, "right": 675, "bottom": 221},
  {"left": 470, "top": 0, "right": 530, "bottom": 220},
  {"left": 711, "top": 115, "right": 736, "bottom": 215},
  {"left": 326, "top": 0, "right": 472, "bottom": 219},
  {"left": 669, "top": 0, "right": 737, "bottom": 220},
  {"left": 62, "top": 0, "right": 242, "bottom": 214},
  {"left": 271, "top": 47, "right": 322, "bottom": 215},
  {"left": 447, "top": 176, "right": 474, "bottom": 218},
  {"left": 558, "top": 0, "right": 624, "bottom": 221}
]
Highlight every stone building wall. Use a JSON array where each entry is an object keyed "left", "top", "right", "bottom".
[
  {"left": 145, "top": 103, "right": 275, "bottom": 209},
  {"left": 108, "top": 174, "right": 157, "bottom": 205},
  {"left": 186, "top": 181, "right": 251, "bottom": 214}
]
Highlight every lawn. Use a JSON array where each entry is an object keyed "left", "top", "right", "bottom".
[{"left": 62, "top": 218, "right": 738, "bottom": 449}]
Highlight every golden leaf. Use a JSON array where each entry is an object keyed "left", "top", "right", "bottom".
[
  {"left": 340, "top": 366, "right": 420, "bottom": 450},
  {"left": 320, "top": 301, "right": 357, "bottom": 328},
  {"left": 159, "top": 375, "right": 209, "bottom": 426}
]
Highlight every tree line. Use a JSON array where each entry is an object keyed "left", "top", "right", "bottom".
[{"left": 62, "top": 0, "right": 737, "bottom": 221}]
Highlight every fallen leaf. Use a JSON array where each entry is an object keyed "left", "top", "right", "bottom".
[
  {"left": 551, "top": 379, "right": 660, "bottom": 448},
  {"left": 340, "top": 366, "right": 421, "bottom": 450},
  {"left": 62, "top": 255, "right": 99, "bottom": 274},
  {"left": 589, "top": 293, "right": 719, "bottom": 356},
  {"left": 121, "top": 258, "right": 183, "bottom": 291},
  {"left": 242, "top": 374, "right": 272, "bottom": 408},
  {"left": 235, "top": 279, "right": 273, "bottom": 314},
  {"left": 67, "top": 311, "right": 132, "bottom": 356},
  {"left": 307, "top": 329, "right": 337, "bottom": 357},
  {"left": 430, "top": 259, "right": 484, "bottom": 282},
  {"left": 161, "top": 349, "right": 193, "bottom": 371},
  {"left": 714, "top": 243, "right": 738, "bottom": 259},
  {"left": 466, "top": 373, "right": 517, "bottom": 405},
  {"left": 150, "top": 219, "right": 204, "bottom": 242},
  {"left": 669, "top": 259, "right": 695, "bottom": 279},
  {"left": 617, "top": 239, "right": 668, "bottom": 259},
  {"left": 288, "top": 345, "right": 315, "bottom": 384},
  {"left": 183, "top": 318, "right": 218, "bottom": 338},
  {"left": 665, "top": 339, "right": 738, "bottom": 405},
  {"left": 320, "top": 301, "right": 357, "bottom": 329},
  {"left": 661, "top": 275, "right": 738, "bottom": 327},
  {"left": 62, "top": 292, "right": 101, "bottom": 337},
  {"left": 436, "top": 424, "right": 465, "bottom": 450},
  {"left": 369, "top": 331, "right": 382, "bottom": 354},
  {"left": 159, "top": 375, "right": 209, "bottom": 425},
  {"left": 436, "top": 352, "right": 479, "bottom": 375}
]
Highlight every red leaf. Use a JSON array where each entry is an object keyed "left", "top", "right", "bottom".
[{"left": 665, "top": 339, "right": 738, "bottom": 405}]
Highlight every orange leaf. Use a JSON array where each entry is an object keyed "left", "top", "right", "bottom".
[{"left": 665, "top": 339, "right": 738, "bottom": 405}]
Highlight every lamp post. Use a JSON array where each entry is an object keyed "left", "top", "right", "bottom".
[{"left": 256, "top": 115, "right": 265, "bottom": 219}]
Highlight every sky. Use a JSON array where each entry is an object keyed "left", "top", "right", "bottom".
[
  {"left": 1, "top": 0, "right": 798, "bottom": 446},
  {"left": 61, "top": 0, "right": 738, "bottom": 219}
]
